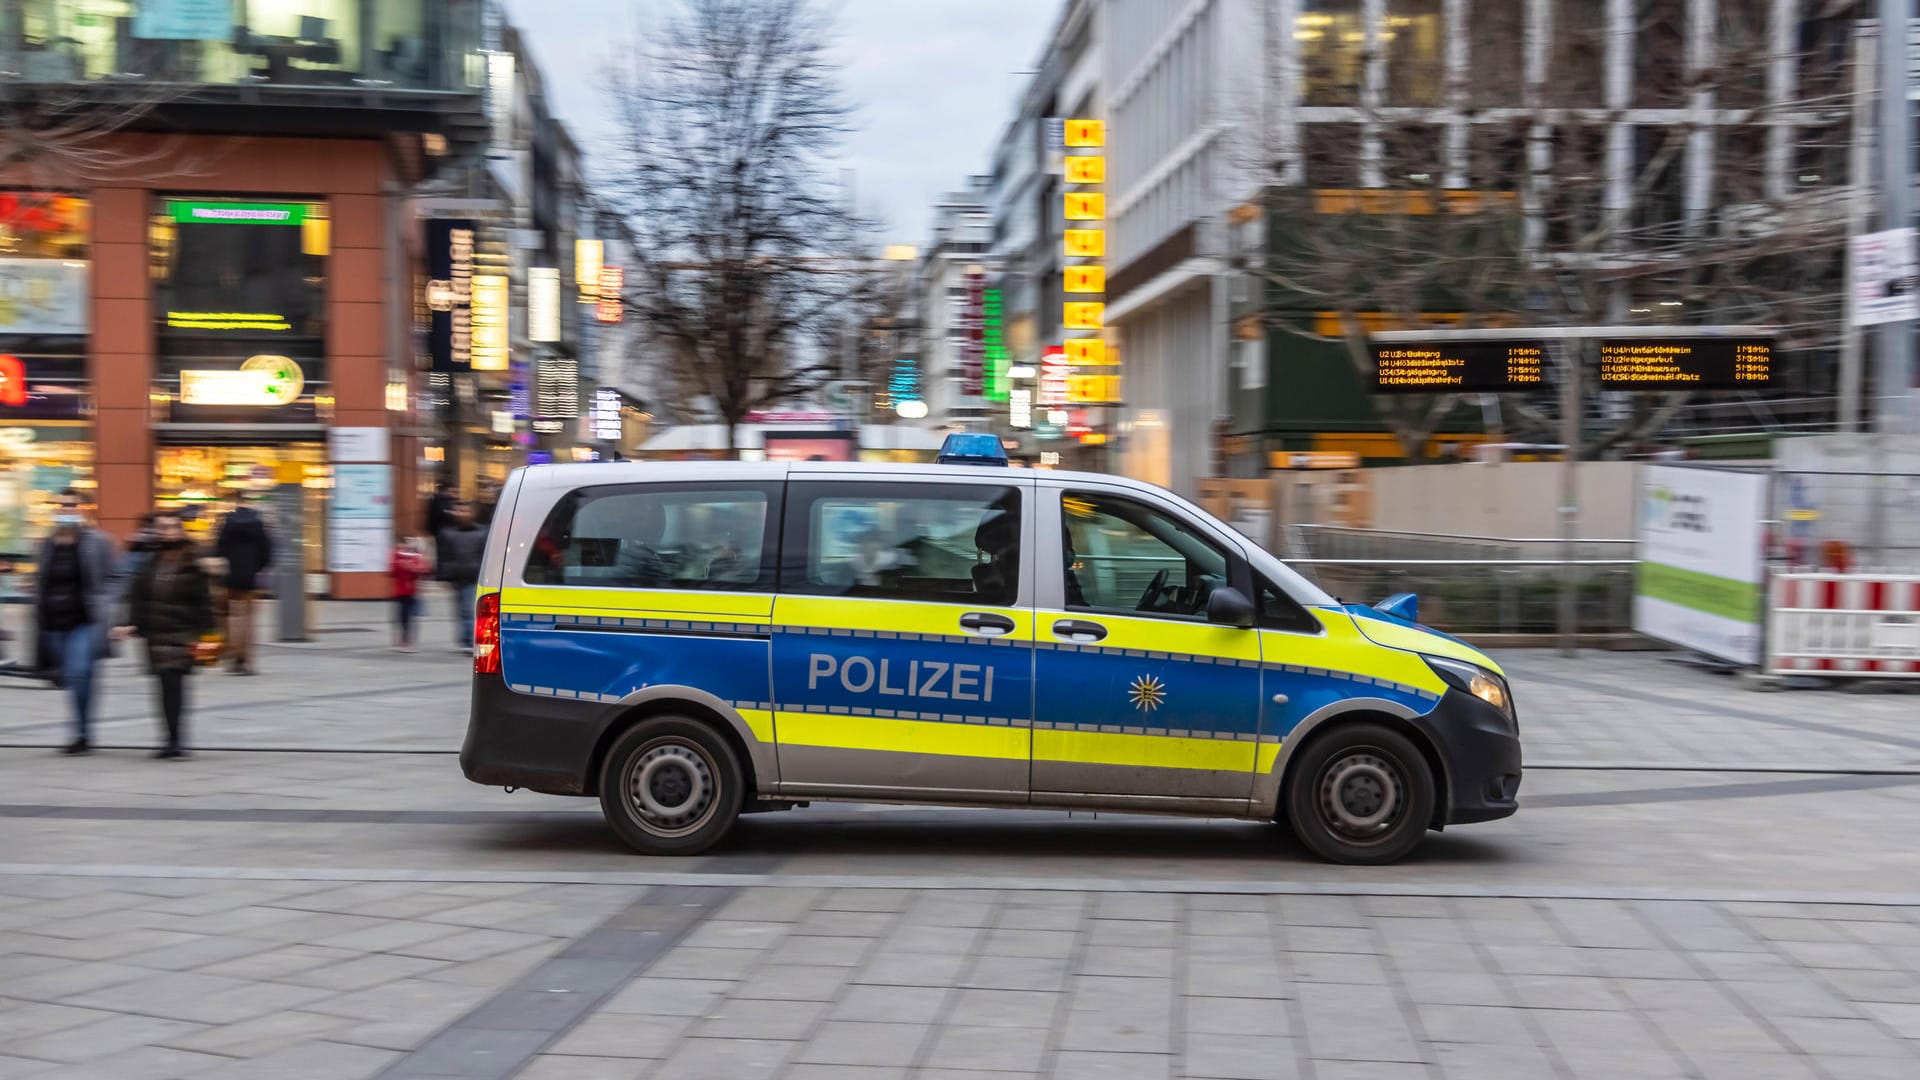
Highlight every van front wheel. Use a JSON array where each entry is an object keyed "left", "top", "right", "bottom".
[
  {"left": 598, "top": 717, "right": 744, "bottom": 856},
  {"left": 1285, "top": 722, "right": 1435, "bottom": 865}
]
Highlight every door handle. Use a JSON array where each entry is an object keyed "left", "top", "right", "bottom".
[
  {"left": 1052, "top": 618, "right": 1108, "bottom": 643},
  {"left": 958, "top": 612, "right": 1016, "bottom": 636}
]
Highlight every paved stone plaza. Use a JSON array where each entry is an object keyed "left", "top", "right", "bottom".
[{"left": 2, "top": 600, "right": 1918, "bottom": 1078}]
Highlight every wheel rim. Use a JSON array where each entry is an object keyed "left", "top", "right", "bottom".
[
  {"left": 1316, "top": 749, "right": 1405, "bottom": 843},
  {"left": 623, "top": 738, "right": 720, "bottom": 838}
]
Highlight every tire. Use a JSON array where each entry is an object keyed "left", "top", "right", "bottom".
[
  {"left": 598, "top": 716, "right": 745, "bottom": 856},
  {"left": 1284, "top": 721, "right": 1436, "bottom": 865}
]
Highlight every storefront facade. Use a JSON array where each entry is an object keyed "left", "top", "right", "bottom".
[{"left": 13, "top": 136, "right": 421, "bottom": 598}]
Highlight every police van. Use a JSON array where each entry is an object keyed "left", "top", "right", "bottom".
[{"left": 460, "top": 441, "right": 1521, "bottom": 865}]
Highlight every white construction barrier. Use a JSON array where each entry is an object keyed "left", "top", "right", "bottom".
[{"left": 1766, "top": 572, "right": 1920, "bottom": 677}]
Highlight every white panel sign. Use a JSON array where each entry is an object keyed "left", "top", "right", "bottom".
[
  {"left": 1633, "top": 465, "right": 1769, "bottom": 667},
  {"left": 328, "top": 426, "right": 388, "bottom": 463},
  {"left": 529, "top": 267, "right": 560, "bottom": 342},
  {"left": 0, "top": 258, "right": 88, "bottom": 335},
  {"left": 327, "top": 464, "right": 393, "bottom": 573},
  {"left": 1848, "top": 228, "right": 1919, "bottom": 327}
]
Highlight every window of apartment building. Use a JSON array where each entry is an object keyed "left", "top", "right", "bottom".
[
  {"left": 1796, "top": 4, "right": 1855, "bottom": 107},
  {"left": 1711, "top": 125, "right": 1770, "bottom": 218},
  {"left": 1794, "top": 121, "right": 1848, "bottom": 190},
  {"left": 1633, "top": 0, "right": 1689, "bottom": 109},
  {"left": 1298, "top": 0, "right": 1364, "bottom": 107},
  {"left": 1379, "top": 124, "right": 1445, "bottom": 188},
  {"left": 1548, "top": 0, "right": 1608, "bottom": 108},
  {"left": 1382, "top": 0, "right": 1444, "bottom": 107},
  {"left": 1469, "top": 123, "right": 1530, "bottom": 192},
  {"left": 1300, "top": 124, "right": 1364, "bottom": 188},
  {"left": 1465, "top": 0, "right": 1526, "bottom": 110},
  {"left": 1542, "top": 125, "right": 1609, "bottom": 248},
  {"left": 1715, "top": 0, "right": 1771, "bottom": 111},
  {"left": 1630, "top": 127, "right": 1687, "bottom": 238}
]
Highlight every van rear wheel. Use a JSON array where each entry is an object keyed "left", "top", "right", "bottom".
[
  {"left": 598, "top": 717, "right": 744, "bottom": 856},
  {"left": 1285, "top": 722, "right": 1435, "bottom": 865}
]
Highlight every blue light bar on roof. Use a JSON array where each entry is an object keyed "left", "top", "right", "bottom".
[{"left": 936, "top": 432, "right": 1009, "bottom": 466}]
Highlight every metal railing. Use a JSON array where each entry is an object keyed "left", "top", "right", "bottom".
[{"left": 1283, "top": 527, "right": 1640, "bottom": 638}]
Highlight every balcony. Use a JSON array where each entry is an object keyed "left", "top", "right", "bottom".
[{"left": 1, "top": 0, "right": 482, "bottom": 92}]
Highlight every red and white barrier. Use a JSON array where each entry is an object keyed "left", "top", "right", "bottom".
[{"left": 1766, "top": 572, "right": 1920, "bottom": 677}]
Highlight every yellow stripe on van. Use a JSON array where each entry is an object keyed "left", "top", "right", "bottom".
[
  {"left": 1045, "top": 611, "right": 1261, "bottom": 661},
  {"left": 772, "top": 596, "right": 1033, "bottom": 638},
  {"left": 736, "top": 708, "right": 775, "bottom": 743},
  {"left": 1032, "top": 729, "right": 1259, "bottom": 772},
  {"left": 1260, "top": 610, "right": 1450, "bottom": 695},
  {"left": 774, "top": 712, "right": 1029, "bottom": 760},
  {"left": 500, "top": 586, "right": 774, "bottom": 622}
]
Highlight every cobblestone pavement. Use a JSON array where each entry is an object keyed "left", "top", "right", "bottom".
[{"left": 2, "top": 600, "right": 1918, "bottom": 1078}]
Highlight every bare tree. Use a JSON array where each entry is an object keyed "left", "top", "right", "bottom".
[
  {"left": 1242, "top": 0, "right": 1857, "bottom": 460},
  {"left": 602, "top": 0, "right": 868, "bottom": 457}
]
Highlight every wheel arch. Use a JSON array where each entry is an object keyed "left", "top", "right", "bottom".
[
  {"left": 585, "top": 685, "right": 769, "bottom": 798},
  {"left": 1257, "top": 698, "right": 1452, "bottom": 831}
]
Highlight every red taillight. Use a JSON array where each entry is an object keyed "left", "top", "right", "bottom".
[{"left": 474, "top": 592, "right": 501, "bottom": 674}]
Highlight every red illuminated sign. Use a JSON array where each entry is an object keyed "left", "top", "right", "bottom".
[{"left": 0, "top": 354, "right": 23, "bottom": 406}]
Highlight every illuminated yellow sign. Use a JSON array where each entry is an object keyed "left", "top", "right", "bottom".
[
  {"left": 1067, "top": 372, "right": 1121, "bottom": 404},
  {"left": 1065, "top": 119, "right": 1104, "bottom": 147},
  {"left": 1064, "top": 338, "right": 1107, "bottom": 365},
  {"left": 470, "top": 274, "right": 509, "bottom": 371},
  {"left": 166, "top": 311, "right": 291, "bottom": 332},
  {"left": 1063, "top": 302, "right": 1104, "bottom": 330},
  {"left": 1064, "top": 229, "right": 1105, "bottom": 257},
  {"left": 1064, "top": 192, "right": 1105, "bottom": 221},
  {"left": 179, "top": 356, "right": 307, "bottom": 408},
  {"left": 1064, "top": 266, "right": 1105, "bottom": 293},
  {"left": 575, "top": 239, "right": 603, "bottom": 297},
  {"left": 1065, "top": 155, "right": 1106, "bottom": 183}
]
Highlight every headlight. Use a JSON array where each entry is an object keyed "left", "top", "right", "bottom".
[{"left": 1424, "top": 655, "right": 1515, "bottom": 725}]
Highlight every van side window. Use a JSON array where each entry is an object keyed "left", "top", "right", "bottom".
[
  {"left": 1062, "top": 491, "right": 1229, "bottom": 619},
  {"left": 1257, "top": 576, "right": 1324, "bottom": 634},
  {"left": 782, "top": 481, "right": 1021, "bottom": 606},
  {"left": 524, "top": 483, "right": 779, "bottom": 590}
]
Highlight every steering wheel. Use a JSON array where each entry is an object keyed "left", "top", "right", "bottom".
[{"left": 1137, "top": 568, "right": 1169, "bottom": 612}]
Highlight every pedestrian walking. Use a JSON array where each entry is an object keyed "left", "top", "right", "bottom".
[
  {"left": 213, "top": 498, "right": 273, "bottom": 675},
  {"left": 33, "top": 489, "right": 117, "bottom": 754},
  {"left": 118, "top": 511, "right": 214, "bottom": 759},
  {"left": 474, "top": 478, "right": 501, "bottom": 527},
  {"left": 391, "top": 536, "right": 430, "bottom": 652},
  {"left": 436, "top": 501, "right": 487, "bottom": 651},
  {"left": 425, "top": 482, "right": 455, "bottom": 541}
]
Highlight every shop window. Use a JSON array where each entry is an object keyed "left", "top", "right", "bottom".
[{"left": 1298, "top": 0, "right": 1365, "bottom": 107}]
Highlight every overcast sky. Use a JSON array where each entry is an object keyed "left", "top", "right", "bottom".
[{"left": 498, "top": 0, "right": 1061, "bottom": 247}]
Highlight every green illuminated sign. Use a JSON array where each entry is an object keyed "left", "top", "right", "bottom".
[
  {"left": 983, "top": 288, "right": 1009, "bottom": 402},
  {"left": 168, "top": 200, "right": 309, "bottom": 225}
]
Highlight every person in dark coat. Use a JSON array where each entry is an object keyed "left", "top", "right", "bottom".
[
  {"left": 33, "top": 489, "right": 117, "bottom": 754},
  {"left": 425, "top": 483, "right": 455, "bottom": 541},
  {"left": 118, "top": 511, "right": 214, "bottom": 759},
  {"left": 214, "top": 500, "right": 274, "bottom": 675},
  {"left": 435, "top": 500, "right": 488, "bottom": 651}
]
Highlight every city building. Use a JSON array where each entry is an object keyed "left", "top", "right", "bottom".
[
  {"left": 986, "top": 0, "right": 1106, "bottom": 468},
  {"left": 914, "top": 178, "right": 996, "bottom": 428},
  {"left": 0, "top": 0, "right": 489, "bottom": 598}
]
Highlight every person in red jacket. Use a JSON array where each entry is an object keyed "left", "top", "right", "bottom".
[{"left": 390, "top": 537, "right": 430, "bottom": 653}]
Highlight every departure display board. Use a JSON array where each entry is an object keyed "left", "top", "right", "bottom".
[
  {"left": 1597, "top": 338, "right": 1775, "bottom": 389},
  {"left": 1371, "top": 341, "right": 1546, "bottom": 393}
]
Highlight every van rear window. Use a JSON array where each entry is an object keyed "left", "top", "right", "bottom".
[{"left": 523, "top": 482, "right": 780, "bottom": 590}]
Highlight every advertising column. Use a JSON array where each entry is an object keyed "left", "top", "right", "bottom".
[{"left": 1633, "top": 465, "right": 1769, "bottom": 666}]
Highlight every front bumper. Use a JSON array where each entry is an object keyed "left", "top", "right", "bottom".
[{"left": 1411, "top": 688, "right": 1523, "bottom": 826}]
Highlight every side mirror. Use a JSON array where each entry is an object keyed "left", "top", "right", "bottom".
[
  {"left": 1207, "top": 585, "right": 1256, "bottom": 628},
  {"left": 1374, "top": 592, "right": 1419, "bottom": 624}
]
